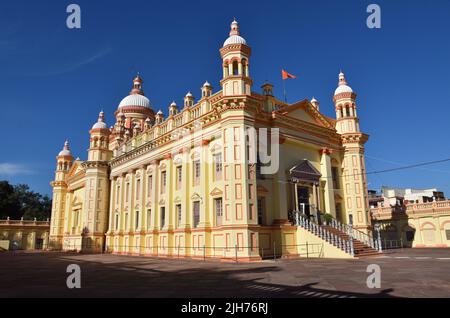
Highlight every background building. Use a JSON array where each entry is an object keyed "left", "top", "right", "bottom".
[
  {"left": 49, "top": 20, "right": 376, "bottom": 259},
  {"left": 370, "top": 187, "right": 450, "bottom": 248},
  {"left": 0, "top": 218, "right": 50, "bottom": 251},
  {"left": 369, "top": 186, "right": 446, "bottom": 208}
]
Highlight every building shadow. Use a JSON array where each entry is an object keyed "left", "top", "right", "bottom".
[{"left": 0, "top": 252, "right": 400, "bottom": 298}]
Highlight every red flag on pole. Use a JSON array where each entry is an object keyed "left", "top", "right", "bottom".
[{"left": 281, "top": 69, "right": 297, "bottom": 80}]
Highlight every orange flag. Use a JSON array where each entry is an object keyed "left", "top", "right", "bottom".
[{"left": 282, "top": 69, "right": 297, "bottom": 80}]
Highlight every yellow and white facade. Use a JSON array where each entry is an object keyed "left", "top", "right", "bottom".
[{"left": 49, "top": 20, "right": 372, "bottom": 259}]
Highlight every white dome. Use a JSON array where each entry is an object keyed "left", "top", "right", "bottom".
[
  {"left": 334, "top": 85, "right": 353, "bottom": 95},
  {"left": 118, "top": 94, "right": 151, "bottom": 109},
  {"left": 58, "top": 149, "right": 71, "bottom": 156},
  {"left": 58, "top": 141, "right": 72, "bottom": 156},
  {"left": 92, "top": 121, "right": 107, "bottom": 129},
  {"left": 334, "top": 71, "right": 353, "bottom": 96},
  {"left": 223, "top": 35, "right": 247, "bottom": 47}
]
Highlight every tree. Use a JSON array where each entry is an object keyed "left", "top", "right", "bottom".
[{"left": 0, "top": 180, "right": 52, "bottom": 221}]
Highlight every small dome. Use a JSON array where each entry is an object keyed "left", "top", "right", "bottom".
[
  {"left": 334, "top": 85, "right": 353, "bottom": 95},
  {"left": 157, "top": 110, "right": 163, "bottom": 115},
  {"left": 58, "top": 140, "right": 72, "bottom": 157},
  {"left": 334, "top": 71, "right": 353, "bottom": 96},
  {"left": 92, "top": 110, "right": 107, "bottom": 129},
  {"left": 203, "top": 81, "right": 211, "bottom": 87},
  {"left": 92, "top": 121, "right": 107, "bottom": 129},
  {"left": 185, "top": 91, "right": 193, "bottom": 98},
  {"left": 223, "top": 35, "right": 247, "bottom": 47},
  {"left": 223, "top": 19, "right": 247, "bottom": 47},
  {"left": 119, "top": 94, "right": 151, "bottom": 108},
  {"left": 170, "top": 101, "right": 177, "bottom": 107},
  {"left": 311, "top": 97, "right": 318, "bottom": 103}
]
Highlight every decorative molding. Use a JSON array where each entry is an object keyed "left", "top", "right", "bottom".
[{"left": 209, "top": 187, "right": 223, "bottom": 197}]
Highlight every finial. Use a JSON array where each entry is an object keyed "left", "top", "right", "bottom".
[
  {"left": 131, "top": 73, "right": 144, "bottom": 95},
  {"left": 98, "top": 110, "right": 105, "bottom": 122},
  {"left": 338, "top": 70, "right": 347, "bottom": 86},
  {"left": 230, "top": 19, "right": 240, "bottom": 36}
]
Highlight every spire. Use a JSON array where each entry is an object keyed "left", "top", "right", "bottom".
[{"left": 230, "top": 19, "right": 240, "bottom": 36}]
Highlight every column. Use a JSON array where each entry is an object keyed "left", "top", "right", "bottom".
[{"left": 320, "top": 148, "right": 336, "bottom": 217}]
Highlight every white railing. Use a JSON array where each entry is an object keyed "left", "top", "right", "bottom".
[
  {"left": 327, "top": 218, "right": 382, "bottom": 252},
  {"left": 294, "top": 212, "right": 354, "bottom": 256}
]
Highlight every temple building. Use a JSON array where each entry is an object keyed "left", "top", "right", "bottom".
[{"left": 49, "top": 20, "right": 377, "bottom": 259}]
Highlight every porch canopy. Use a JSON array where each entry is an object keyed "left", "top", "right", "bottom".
[{"left": 289, "top": 160, "right": 321, "bottom": 184}]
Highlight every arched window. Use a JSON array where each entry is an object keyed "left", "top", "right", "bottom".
[
  {"left": 242, "top": 59, "right": 248, "bottom": 77},
  {"left": 232, "top": 61, "right": 239, "bottom": 76}
]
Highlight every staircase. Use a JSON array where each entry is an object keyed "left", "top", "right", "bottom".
[
  {"left": 322, "top": 225, "right": 380, "bottom": 257},
  {"left": 293, "top": 212, "right": 382, "bottom": 258}
]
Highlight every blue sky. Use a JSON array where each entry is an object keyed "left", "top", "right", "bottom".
[{"left": 0, "top": 0, "right": 449, "bottom": 196}]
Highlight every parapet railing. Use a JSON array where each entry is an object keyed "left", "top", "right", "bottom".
[
  {"left": 371, "top": 200, "right": 450, "bottom": 220},
  {"left": 0, "top": 218, "right": 50, "bottom": 226}
]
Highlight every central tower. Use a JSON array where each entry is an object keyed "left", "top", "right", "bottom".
[{"left": 219, "top": 20, "right": 252, "bottom": 96}]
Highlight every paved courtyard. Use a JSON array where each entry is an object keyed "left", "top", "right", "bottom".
[{"left": 1, "top": 249, "right": 449, "bottom": 298}]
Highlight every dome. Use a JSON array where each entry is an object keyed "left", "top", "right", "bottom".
[
  {"left": 334, "top": 85, "right": 353, "bottom": 95},
  {"left": 58, "top": 149, "right": 72, "bottom": 156},
  {"left": 92, "top": 121, "right": 107, "bottom": 129},
  {"left": 223, "top": 35, "right": 247, "bottom": 47},
  {"left": 334, "top": 71, "right": 353, "bottom": 96},
  {"left": 58, "top": 140, "right": 72, "bottom": 157},
  {"left": 118, "top": 94, "right": 151, "bottom": 109},
  {"left": 92, "top": 111, "right": 107, "bottom": 129},
  {"left": 223, "top": 19, "right": 247, "bottom": 47}
]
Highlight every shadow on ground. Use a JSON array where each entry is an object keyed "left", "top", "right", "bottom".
[{"left": 0, "top": 252, "right": 400, "bottom": 298}]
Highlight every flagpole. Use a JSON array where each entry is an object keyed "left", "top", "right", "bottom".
[{"left": 283, "top": 79, "right": 287, "bottom": 103}]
